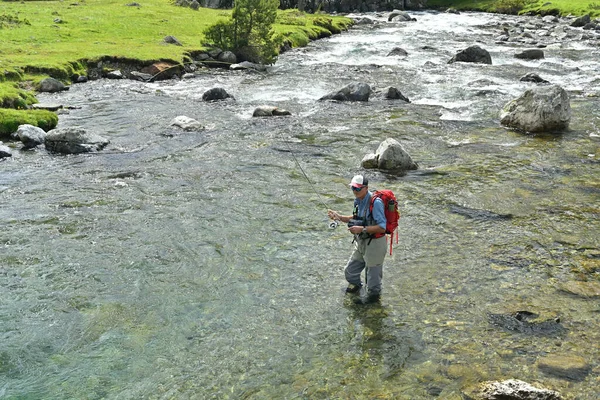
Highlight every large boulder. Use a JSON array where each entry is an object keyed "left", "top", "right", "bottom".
[
  {"left": 319, "top": 82, "right": 371, "bottom": 102},
  {"left": 448, "top": 45, "right": 492, "bottom": 65},
  {"left": 37, "top": 78, "right": 69, "bottom": 93},
  {"left": 361, "top": 138, "right": 418, "bottom": 171},
  {"left": 45, "top": 127, "right": 110, "bottom": 154},
  {"left": 12, "top": 124, "right": 46, "bottom": 149},
  {"left": 500, "top": 84, "right": 571, "bottom": 133}
]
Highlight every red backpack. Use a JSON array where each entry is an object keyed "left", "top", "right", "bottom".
[{"left": 369, "top": 190, "right": 400, "bottom": 255}]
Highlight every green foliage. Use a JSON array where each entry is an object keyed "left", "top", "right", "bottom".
[
  {"left": 204, "top": 0, "right": 280, "bottom": 64},
  {"left": 0, "top": 109, "right": 58, "bottom": 138},
  {"left": 492, "top": 0, "right": 533, "bottom": 14}
]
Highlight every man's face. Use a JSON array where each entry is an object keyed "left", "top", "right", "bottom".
[{"left": 351, "top": 185, "right": 367, "bottom": 199}]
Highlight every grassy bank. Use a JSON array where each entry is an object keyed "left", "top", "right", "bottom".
[
  {"left": 0, "top": 0, "right": 352, "bottom": 136},
  {"left": 427, "top": 0, "right": 600, "bottom": 18}
]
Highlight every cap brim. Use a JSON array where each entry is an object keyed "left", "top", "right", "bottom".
[{"left": 350, "top": 183, "right": 363, "bottom": 188}]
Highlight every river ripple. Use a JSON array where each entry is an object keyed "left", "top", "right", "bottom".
[{"left": 1, "top": 10, "right": 599, "bottom": 399}]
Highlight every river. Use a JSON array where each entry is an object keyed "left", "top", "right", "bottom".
[{"left": 1, "top": 10, "right": 599, "bottom": 399}]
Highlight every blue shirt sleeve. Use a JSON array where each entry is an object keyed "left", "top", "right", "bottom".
[{"left": 372, "top": 198, "right": 387, "bottom": 230}]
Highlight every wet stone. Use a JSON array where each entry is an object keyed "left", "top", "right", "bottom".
[
  {"left": 488, "top": 311, "right": 566, "bottom": 336},
  {"left": 537, "top": 355, "right": 591, "bottom": 381},
  {"left": 559, "top": 280, "right": 600, "bottom": 298}
]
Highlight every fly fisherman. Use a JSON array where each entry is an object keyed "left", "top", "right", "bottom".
[{"left": 328, "top": 175, "right": 387, "bottom": 304}]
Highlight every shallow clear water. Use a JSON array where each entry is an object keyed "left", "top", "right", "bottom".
[{"left": 1, "top": 11, "right": 599, "bottom": 399}]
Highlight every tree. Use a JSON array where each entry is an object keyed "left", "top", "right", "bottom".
[{"left": 203, "top": 0, "right": 280, "bottom": 65}]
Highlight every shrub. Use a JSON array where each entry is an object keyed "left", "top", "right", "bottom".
[{"left": 203, "top": 0, "right": 280, "bottom": 64}]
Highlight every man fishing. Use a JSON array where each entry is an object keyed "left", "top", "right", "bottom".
[{"left": 328, "top": 175, "right": 387, "bottom": 304}]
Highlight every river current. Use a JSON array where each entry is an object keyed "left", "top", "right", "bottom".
[{"left": 1, "top": 11, "right": 599, "bottom": 399}]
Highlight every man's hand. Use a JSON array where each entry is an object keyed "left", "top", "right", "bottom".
[
  {"left": 328, "top": 209, "right": 341, "bottom": 220},
  {"left": 348, "top": 226, "right": 364, "bottom": 235}
]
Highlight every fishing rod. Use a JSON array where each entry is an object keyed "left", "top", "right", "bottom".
[{"left": 281, "top": 136, "right": 341, "bottom": 229}]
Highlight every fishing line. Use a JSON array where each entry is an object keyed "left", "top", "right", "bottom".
[{"left": 281, "top": 136, "right": 340, "bottom": 229}]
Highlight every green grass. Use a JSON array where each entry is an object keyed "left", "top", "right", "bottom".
[
  {"left": 0, "top": 0, "right": 351, "bottom": 76},
  {"left": 0, "top": 108, "right": 58, "bottom": 138},
  {"left": 427, "top": 0, "right": 600, "bottom": 18},
  {"left": 0, "top": 0, "right": 351, "bottom": 134}
]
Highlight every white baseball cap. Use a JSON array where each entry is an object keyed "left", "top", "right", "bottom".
[{"left": 350, "top": 175, "right": 368, "bottom": 188}]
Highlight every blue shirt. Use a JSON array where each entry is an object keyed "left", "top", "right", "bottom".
[{"left": 354, "top": 191, "right": 387, "bottom": 230}]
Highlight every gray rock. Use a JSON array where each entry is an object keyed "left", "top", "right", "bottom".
[
  {"left": 217, "top": 51, "right": 237, "bottom": 66},
  {"left": 163, "top": 35, "right": 182, "bottom": 46},
  {"left": 448, "top": 45, "right": 492, "bottom": 65},
  {"left": 38, "top": 77, "right": 69, "bottom": 93},
  {"left": 362, "top": 138, "right": 417, "bottom": 171},
  {"left": 467, "top": 379, "right": 562, "bottom": 400},
  {"left": 169, "top": 116, "right": 204, "bottom": 131},
  {"left": 106, "top": 70, "right": 123, "bottom": 79},
  {"left": 387, "top": 47, "right": 408, "bottom": 57},
  {"left": 571, "top": 14, "right": 591, "bottom": 27},
  {"left": 515, "top": 49, "right": 545, "bottom": 60},
  {"left": 202, "top": 87, "right": 234, "bottom": 102},
  {"left": 500, "top": 84, "right": 571, "bottom": 133},
  {"left": 319, "top": 82, "right": 371, "bottom": 102},
  {"left": 520, "top": 72, "right": 549, "bottom": 84},
  {"left": 0, "top": 143, "right": 12, "bottom": 158},
  {"left": 230, "top": 61, "right": 268, "bottom": 72},
  {"left": 252, "top": 106, "right": 291, "bottom": 117},
  {"left": 380, "top": 87, "right": 410, "bottom": 102},
  {"left": 13, "top": 124, "right": 46, "bottom": 149},
  {"left": 45, "top": 127, "right": 110, "bottom": 154},
  {"left": 388, "top": 10, "right": 412, "bottom": 22},
  {"left": 130, "top": 71, "right": 153, "bottom": 82}
]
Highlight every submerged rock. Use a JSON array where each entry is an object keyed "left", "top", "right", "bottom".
[
  {"left": 252, "top": 106, "right": 291, "bottom": 117},
  {"left": 450, "top": 204, "right": 512, "bottom": 221},
  {"left": 559, "top": 280, "right": 600, "bottom": 298},
  {"left": 537, "top": 355, "right": 591, "bottom": 381},
  {"left": 169, "top": 116, "right": 204, "bottom": 131},
  {"left": 488, "top": 310, "right": 566, "bottom": 336}
]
